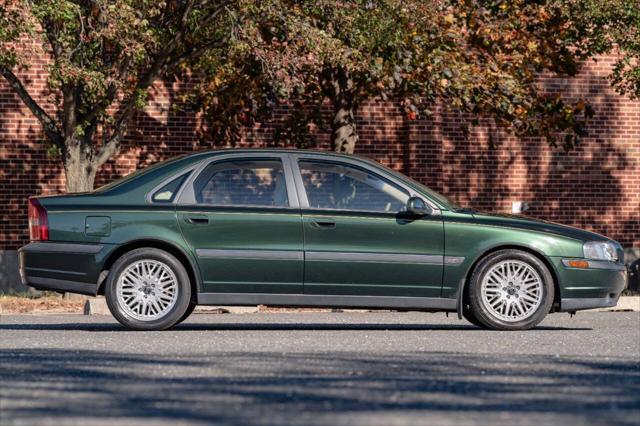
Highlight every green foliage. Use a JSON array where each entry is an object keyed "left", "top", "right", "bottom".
[
  {"left": 0, "top": 2, "right": 28, "bottom": 68},
  {"left": 563, "top": 0, "right": 640, "bottom": 99},
  {"left": 0, "top": 0, "right": 234, "bottom": 184},
  {"left": 273, "top": 106, "right": 326, "bottom": 148},
  {"left": 1, "top": 0, "right": 638, "bottom": 172},
  {"left": 199, "top": 0, "right": 638, "bottom": 151}
]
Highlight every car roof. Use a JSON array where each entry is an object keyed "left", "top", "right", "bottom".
[
  {"left": 186, "top": 148, "right": 389, "bottom": 172},
  {"left": 188, "top": 148, "right": 368, "bottom": 160}
]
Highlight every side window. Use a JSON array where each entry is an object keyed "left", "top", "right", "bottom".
[
  {"left": 152, "top": 173, "right": 190, "bottom": 203},
  {"left": 298, "top": 161, "right": 408, "bottom": 212},
  {"left": 193, "top": 159, "right": 289, "bottom": 207}
]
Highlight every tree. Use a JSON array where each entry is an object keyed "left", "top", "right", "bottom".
[
  {"left": 0, "top": 0, "right": 233, "bottom": 192},
  {"left": 2, "top": 0, "right": 637, "bottom": 188},
  {"left": 215, "top": 0, "right": 636, "bottom": 153},
  {"left": 229, "top": 0, "right": 444, "bottom": 154},
  {"left": 562, "top": 0, "right": 640, "bottom": 99}
]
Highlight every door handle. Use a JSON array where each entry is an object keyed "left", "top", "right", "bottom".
[
  {"left": 310, "top": 218, "right": 336, "bottom": 229},
  {"left": 184, "top": 215, "right": 209, "bottom": 224}
]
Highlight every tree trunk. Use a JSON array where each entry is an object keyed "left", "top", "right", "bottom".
[
  {"left": 63, "top": 139, "right": 97, "bottom": 193},
  {"left": 331, "top": 104, "right": 359, "bottom": 154},
  {"left": 325, "top": 66, "right": 359, "bottom": 154},
  {"left": 61, "top": 138, "right": 97, "bottom": 300}
]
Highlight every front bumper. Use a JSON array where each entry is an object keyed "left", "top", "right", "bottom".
[
  {"left": 561, "top": 295, "right": 620, "bottom": 311},
  {"left": 19, "top": 242, "right": 115, "bottom": 296},
  {"left": 551, "top": 257, "right": 627, "bottom": 312}
]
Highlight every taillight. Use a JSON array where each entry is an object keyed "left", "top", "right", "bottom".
[{"left": 28, "top": 197, "right": 49, "bottom": 241}]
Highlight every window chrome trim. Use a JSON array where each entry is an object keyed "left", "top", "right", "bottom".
[
  {"left": 288, "top": 153, "right": 441, "bottom": 215},
  {"left": 176, "top": 206, "right": 301, "bottom": 215},
  {"left": 176, "top": 153, "right": 300, "bottom": 209},
  {"left": 561, "top": 259, "right": 626, "bottom": 271}
]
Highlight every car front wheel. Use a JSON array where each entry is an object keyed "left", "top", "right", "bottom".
[
  {"left": 175, "top": 302, "right": 197, "bottom": 326},
  {"left": 468, "top": 249, "right": 554, "bottom": 330},
  {"left": 105, "top": 248, "right": 191, "bottom": 331}
]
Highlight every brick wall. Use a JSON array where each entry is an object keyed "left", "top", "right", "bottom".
[{"left": 1, "top": 55, "right": 638, "bottom": 251}]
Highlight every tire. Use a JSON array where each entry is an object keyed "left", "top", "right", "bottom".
[
  {"left": 175, "top": 302, "right": 197, "bottom": 325},
  {"left": 462, "top": 283, "right": 489, "bottom": 328},
  {"left": 468, "top": 249, "right": 554, "bottom": 331},
  {"left": 105, "top": 248, "right": 192, "bottom": 331},
  {"left": 462, "top": 308, "right": 489, "bottom": 329}
]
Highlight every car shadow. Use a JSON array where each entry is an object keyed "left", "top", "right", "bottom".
[
  {"left": 0, "top": 322, "right": 593, "bottom": 332},
  {"left": 173, "top": 323, "right": 593, "bottom": 332}
]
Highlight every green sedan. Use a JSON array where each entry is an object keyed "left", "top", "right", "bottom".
[{"left": 19, "top": 149, "right": 627, "bottom": 330}]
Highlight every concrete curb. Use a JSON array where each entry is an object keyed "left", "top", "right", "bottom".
[
  {"left": 81, "top": 298, "right": 260, "bottom": 315},
  {"left": 83, "top": 297, "right": 111, "bottom": 316},
  {"left": 194, "top": 306, "right": 258, "bottom": 314}
]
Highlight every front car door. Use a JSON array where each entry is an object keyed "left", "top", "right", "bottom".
[
  {"left": 177, "top": 153, "right": 303, "bottom": 294},
  {"left": 291, "top": 155, "right": 444, "bottom": 298}
]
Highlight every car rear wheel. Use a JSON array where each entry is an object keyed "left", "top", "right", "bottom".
[
  {"left": 105, "top": 248, "right": 191, "bottom": 331},
  {"left": 468, "top": 249, "right": 554, "bottom": 330}
]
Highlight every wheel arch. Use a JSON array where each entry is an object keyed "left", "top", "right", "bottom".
[
  {"left": 456, "top": 244, "right": 561, "bottom": 318},
  {"left": 98, "top": 238, "right": 201, "bottom": 299}
]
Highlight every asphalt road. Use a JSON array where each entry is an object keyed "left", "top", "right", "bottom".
[{"left": 1, "top": 311, "right": 639, "bottom": 426}]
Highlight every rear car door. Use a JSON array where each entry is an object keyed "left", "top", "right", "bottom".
[
  {"left": 291, "top": 156, "right": 444, "bottom": 298},
  {"left": 177, "top": 153, "right": 303, "bottom": 294}
]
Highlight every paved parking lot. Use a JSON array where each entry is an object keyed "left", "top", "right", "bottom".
[{"left": 1, "top": 311, "right": 639, "bottom": 426}]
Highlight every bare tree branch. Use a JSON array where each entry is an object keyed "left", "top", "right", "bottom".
[
  {"left": 80, "top": 55, "right": 134, "bottom": 125},
  {"left": 94, "top": 133, "right": 120, "bottom": 166},
  {"left": 61, "top": 85, "right": 77, "bottom": 138},
  {"left": 163, "top": 39, "right": 227, "bottom": 71},
  {"left": 0, "top": 65, "right": 63, "bottom": 147},
  {"left": 42, "top": 21, "right": 63, "bottom": 60},
  {"left": 181, "top": 0, "right": 197, "bottom": 28},
  {"left": 96, "top": 0, "right": 231, "bottom": 164}
]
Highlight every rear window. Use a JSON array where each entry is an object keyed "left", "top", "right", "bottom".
[{"left": 94, "top": 155, "right": 187, "bottom": 193}]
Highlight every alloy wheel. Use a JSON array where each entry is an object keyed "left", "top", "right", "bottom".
[
  {"left": 480, "top": 260, "right": 543, "bottom": 322},
  {"left": 116, "top": 259, "right": 179, "bottom": 321}
]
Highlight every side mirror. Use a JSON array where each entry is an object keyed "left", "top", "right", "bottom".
[{"left": 407, "top": 196, "right": 433, "bottom": 216}]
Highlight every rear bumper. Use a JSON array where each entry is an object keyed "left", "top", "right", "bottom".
[
  {"left": 19, "top": 242, "right": 115, "bottom": 296},
  {"left": 24, "top": 276, "right": 100, "bottom": 296}
]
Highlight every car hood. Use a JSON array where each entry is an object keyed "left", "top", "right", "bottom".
[{"left": 468, "top": 211, "right": 611, "bottom": 243}]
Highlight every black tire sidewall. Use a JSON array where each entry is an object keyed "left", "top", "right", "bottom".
[
  {"left": 105, "top": 248, "right": 191, "bottom": 331},
  {"left": 175, "top": 302, "right": 197, "bottom": 325},
  {"left": 462, "top": 308, "right": 488, "bottom": 328},
  {"left": 468, "top": 250, "right": 554, "bottom": 330}
]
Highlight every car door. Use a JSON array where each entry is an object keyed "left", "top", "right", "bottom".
[
  {"left": 291, "top": 156, "right": 444, "bottom": 298},
  {"left": 177, "top": 154, "right": 303, "bottom": 294}
]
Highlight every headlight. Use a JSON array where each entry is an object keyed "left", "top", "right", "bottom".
[{"left": 583, "top": 241, "right": 618, "bottom": 261}]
